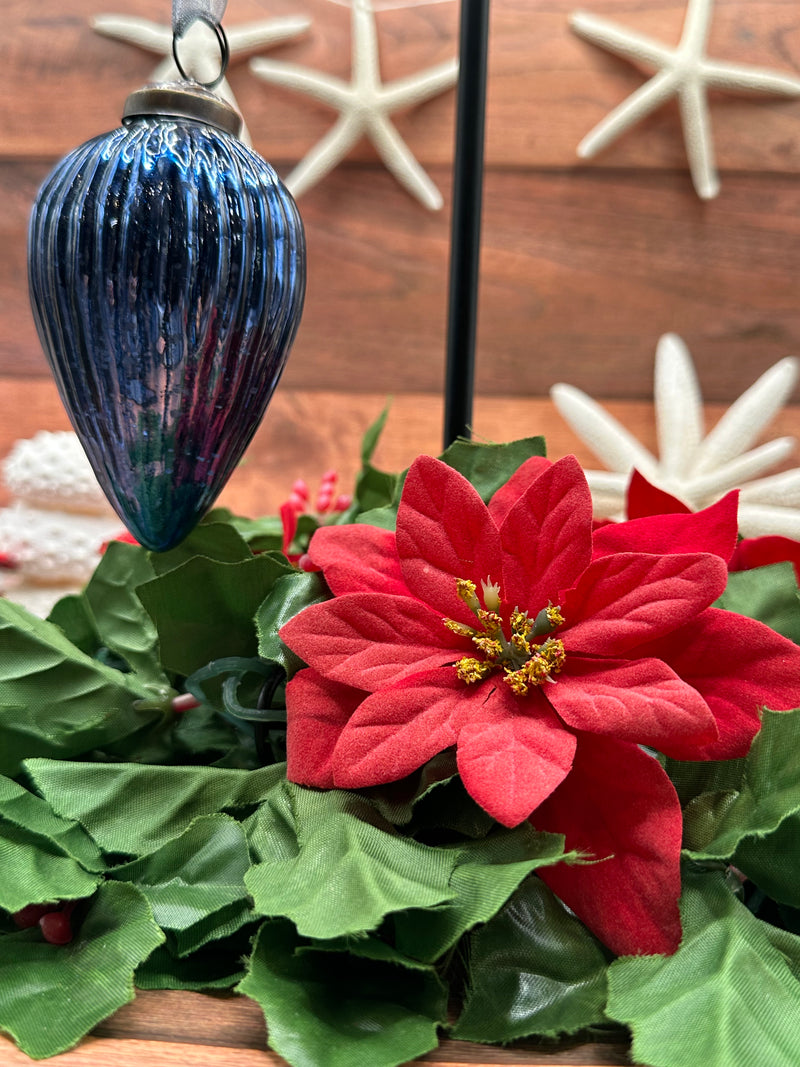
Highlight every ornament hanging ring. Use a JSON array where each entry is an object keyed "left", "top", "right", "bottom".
[{"left": 172, "top": 16, "right": 230, "bottom": 90}]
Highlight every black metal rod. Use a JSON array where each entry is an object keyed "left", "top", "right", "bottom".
[{"left": 443, "top": 0, "right": 490, "bottom": 449}]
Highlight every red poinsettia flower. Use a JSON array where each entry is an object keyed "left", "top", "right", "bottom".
[
  {"left": 622, "top": 467, "right": 800, "bottom": 583},
  {"left": 280, "top": 455, "right": 800, "bottom": 957}
]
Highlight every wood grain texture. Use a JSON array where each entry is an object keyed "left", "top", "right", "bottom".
[
  {"left": 5, "top": 162, "right": 800, "bottom": 401},
  {"left": 1, "top": 378, "right": 798, "bottom": 518},
  {"left": 3, "top": 0, "right": 800, "bottom": 171},
  {"left": 0, "top": 991, "right": 631, "bottom": 1065},
  {"left": 3, "top": 0, "right": 800, "bottom": 406}
]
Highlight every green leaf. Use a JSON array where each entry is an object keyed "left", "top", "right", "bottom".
[
  {"left": 733, "top": 813, "right": 800, "bottom": 907},
  {"left": 685, "top": 708, "right": 800, "bottom": 861},
  {"left": 136, "top": 936, "right": 252, "bottom": 990},
  {"left": 238, "top": 918, "right": 447, "bottom": 1067},
  {"left": 81, "top": 540, "right": 167, "bottom": 685},
  {"left": 109, "top": 815, "right": 252, "bottom": 955},
  {"left": 256, "top": 570, "right": 330, "bottom": 675},
  {"left": 26, "top": 760, "right": 285, "bottom": 855},
  {"left": 0, "top": 824, "right": 99, "bottom": 913},
  {"left": 0, "top": 881, "right": 164, "bottom": 1059},
  {"left": 361, "top": 402, "right": 391, "bottom": 465},
  {"left": 439, "top": 435, "right": 547, "bottom": 502},
  {"left": 453, "top": 876, "right": 612, "bottom": 1041},
  {"left": 665, "top": 755, "right": 746, "bottom": 807},
  {"left": 0, "top": 598, "right": 159, "bottom": 776},
  {"left": 0, "top": 776, "right": 103, "bottom": 912},
  {"left": 0, "top": 775, "right": 102, "bottom": 871},
  {"left": 245, "top": 783, "right": 457, "bottom": 939},
  {"left": 607, "top": 871, "right": 800, "bottom": 1067},
  {"left": 148, "top": 520, "right": 255, "bottom": 575},
  {"left": 47, "top": 594, "right": 100, "bottom": 656},
  {"left": 208, "top": 509, "right": 285, "bottom": 554},
  {"left": 392, "top": 825, "right": 571, "bottom": 963},
  {"left": 136, "top": 553, "right": 292, "bottom": 677},
  {"left": 716, "top": 563, "right": 800, "bottom": 644}
]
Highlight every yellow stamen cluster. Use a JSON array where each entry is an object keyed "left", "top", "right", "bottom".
[{"left": 445, "top": 577, "right": 566, "bottom": 694}]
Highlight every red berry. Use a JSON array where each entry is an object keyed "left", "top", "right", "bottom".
[
  {"left": 333, "top": 494, "right": 353, "bottom": 512},
  {"left": 12, "top": 903, "right": 57, "bottom": 929},
  {"left": 39, "top": 910, "right": 73, "bottom": 945}
]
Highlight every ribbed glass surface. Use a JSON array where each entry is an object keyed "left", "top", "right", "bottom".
[{"left": 28, "top": 117, "right": 306, "bottom": 551}]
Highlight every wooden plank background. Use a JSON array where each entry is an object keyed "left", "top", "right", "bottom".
[{"left": 2, "top": 0, "right": 800, "bottom": 406}]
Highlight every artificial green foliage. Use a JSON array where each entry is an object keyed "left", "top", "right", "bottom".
[
  {"left": 717, "top": 562, "right": 800, "bottom": 644},
  {"left": 684, "top": 707, "right": 800, "bottom": 861},
  {"left": 80, "top": 540, "right": 166, "bottom": 684},
  {"left": 438, "top": 435, "right": 547, "bottom": 501},
  {"left": 2, "top": 435, "right": 800, "bottom": 1067},
  {"left": 245, "top": 783, "right": 458, "bottom": 938},
  {"left": 392, "top": 827, "right": 572, "bottom": 964},
  {"left": 0, "top": 881, "right": 164, "bottom": 1059},
  {"left": 109, "top": 815, "right": 253, "bottom": 955},
  {"left": 238, "top": 919, "right": 448, "bottom": 1067},
  {"left": 137, "top": 552, "right": 292, "bottom": 677},
  {"left": 26, "top": 760, "right": 285, "bottom": 854},
  {"left": 256, "top": 569, "right": 329, "bottom": 675},
  {"left": 0, "top": 823, "right": 99, "bottom": 913},
  {"left": 453, "top": 876, "right": 612, "bottom": 1041},
  {"left": 607, "top": 871, "right": 800, "bottom": 1067},
  {"left": 0, "top": 598, "right": 160, "bottom": 776}
]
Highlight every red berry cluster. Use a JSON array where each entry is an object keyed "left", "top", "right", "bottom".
[
  {"left": 12, "top": 901, "right": 77, "bottom": 945},
  {"left": 281, "top": 470, "right": 353, "bottom": 570}
]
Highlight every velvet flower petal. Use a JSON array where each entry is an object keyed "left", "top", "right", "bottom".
[
  {"left": 487, "top": 454, "right": 552, "bottom": 526},
  {"left": 636, "top": 607, "right": 800, "bottom": 759},
  {"left": 285, "top": 669, "right": 367, "bottom": 788},
  {"left": 395, "top": 456, "right": 502, "bottom": 626},
  {"left": 535, "top": 733, "right": 684, "bottom": 957},
  {"left": 546, "top": 655, "right": 717, "bottom": 755},
  {"left": 563, "top": 551, "right": 728, "bottom": 656},
  {"left": 592, "top": 489, "right": 739, "bottom": 563},
  {"left": 332, "top": 669, "right": 480, "bottom": 788},
  {"left": 308, "top": 523, "right": 406, "bottom": 597},
  {"left": 455, "top": 686, "right": 577, "bottom": 827},
  {"left": 279, "top": 592, "right": 465, "bottom": 692},
  {"left": 499, "top": 455, "right": 593, "bottom": 609}
]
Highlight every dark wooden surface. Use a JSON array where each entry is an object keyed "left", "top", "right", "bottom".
[{"left": 2, "top": 0, "right": 800, "bottom": 404}]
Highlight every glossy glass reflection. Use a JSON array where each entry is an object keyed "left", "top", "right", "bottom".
[{"left": 29, "top": 117, "right": 306, "bottom": 551}]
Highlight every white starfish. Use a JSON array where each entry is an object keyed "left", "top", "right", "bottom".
[
  {"left": 249, "top": 0, "right": 459, "bottom": 210},
  {"left": 551, "top": 334, "right": 800, "bottom": 539},
  {"left": 571, "top": 0, "right": 800, "bottom": 199},
  {"left": 92, "top": 13, "right": 311, "bottom": 145}
]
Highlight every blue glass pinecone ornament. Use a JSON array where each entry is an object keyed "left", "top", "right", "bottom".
[{"left": 28, "top": 83, "right": 305, "bottom": 551}]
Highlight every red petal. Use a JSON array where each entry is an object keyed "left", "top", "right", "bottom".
[
  {"left": 730, "top": 536, "right": 800, "bottom": 584},
  {"left": 563, "top": 551, "right": 728, "bottom": 656},
  {"left": 535, "top": 734, "right": 683, "bottom": 957},
  {"left": 593, "top": 491, "right": 739, "bottom": 564},
  {"left": 499, "top": 455, "right": 593, "bottom": 610},
  {"left": 279, "top": 592, "right": 466, "bottom": 693},
  {"left": 456, "top": 685, "right": 576, "bottom": 827},
  {"left": 308, "top": 524, "right": 407, "bottom": 597},
  {"left": 638, "top": 607, "right": 800, "bottom": 759},
  {"left": 395, "top": 456, "right": 502, "bottom": 626},
  {"left": 331, "top": 668, "right": 474, "bottom": 787},
  {"left": 547, "top": 656, "right": 717, "bottom": 756},
  {"left": 627, "top": 470, "right": 691, "bottom": 518},
  {"left": 488, "top": 455, "right": 552, "bottom": 527},
  {"left": 285, "top": 669, "right": 367, "bottom": 788}
]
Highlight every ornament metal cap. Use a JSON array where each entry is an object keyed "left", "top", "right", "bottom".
[{"left": 122, "top": 82, "right": 243, "bottom": 138}]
